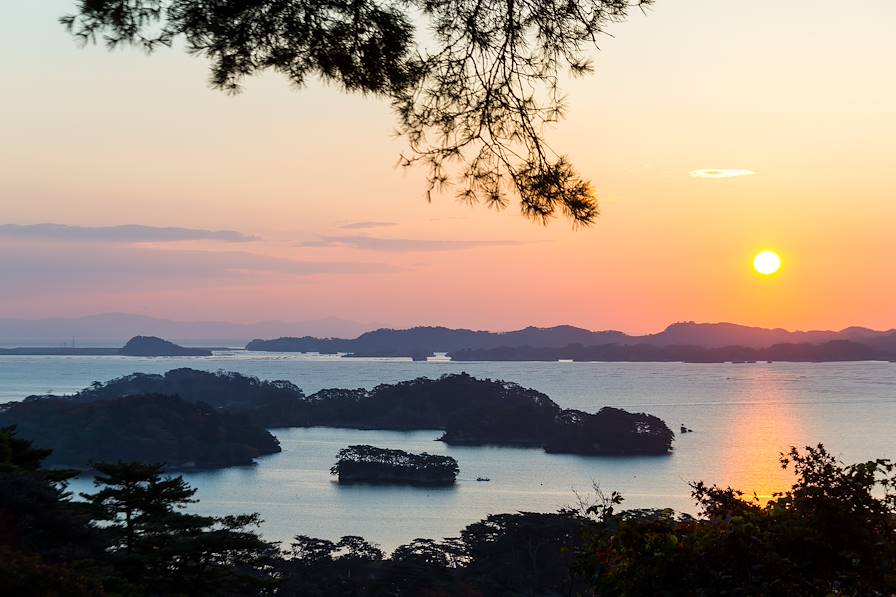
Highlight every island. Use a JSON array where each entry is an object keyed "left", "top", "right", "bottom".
[
  {"left": 0, "top": 393, "right": 281, "bottom": 469},
  {"left": 330, "top": 445, "right": 459, "bottom": 485},
  {"left": 71, "top": 368, "right": 306, "bottom": 427},
  {"left": 0, "top": 335, "right": 214, "bottom": 357},
  {"left": 46, "top": 369, "right": 675, "bottom": 455},
  {"left": 118, "top": 335, "right": 213, "bottom": 356}
]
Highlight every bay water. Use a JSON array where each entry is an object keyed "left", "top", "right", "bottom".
[{"left": 1, "top": 353, "right": 893, "bottom": 550}]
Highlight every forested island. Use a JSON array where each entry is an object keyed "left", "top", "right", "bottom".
[
  {"left": 36, "top": 368, "right": 674, "bottom": 456},
  {"left": 331, "top": 445, "right": 459, "bottom": 485},
  {"left": 3, "top": 428, "right": 894, "bottom": 596},
  {"left": 71, "top": 367, "right": 305, "bottom": 427},
  {"left": 0, "top": 393, "right": 280, "bottom": 469},
  {"left": 118, "top": 335, "right": 213, "bottom": 356}
]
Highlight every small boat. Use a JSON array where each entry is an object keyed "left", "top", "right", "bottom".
[{"left": 476, "top": 477, "right": 491, "bottom": 482}]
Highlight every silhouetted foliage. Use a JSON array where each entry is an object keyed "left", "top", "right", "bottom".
[
  {"left": 578, "top": 444, "right": 896, "bottom": 596},
  {"left": 280, "top": 446, "right": 896, "bottom": 594},
  {"left": 62, "top": 0, "right": 655, "bottom": 225},
  {"left": 0, "top": 427, "right": 108, "bottom": 596},
  {"left": 83, "top": 461, "right": 280, "bottom": 594},
  {"left": 331, "top": 444, "right": 459, "bottom": 484},
  {"left": 5, "top": 429, "right": 896, "bottom": 594},
  {"left": 288, "top": 535, "right": 337, "bottom": 565},
  {"left": 460, "top": 511, "right": 593, "bottom": 595}
]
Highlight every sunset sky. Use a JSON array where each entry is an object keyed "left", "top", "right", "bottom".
[{"left": 2, "top": 1, "right": 895, "bottom": 334}]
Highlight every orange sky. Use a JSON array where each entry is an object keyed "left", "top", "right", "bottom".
[{"left": 1, "top": 1, "right": 894, "bottom": 333}]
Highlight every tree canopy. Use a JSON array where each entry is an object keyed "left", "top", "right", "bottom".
[
  {"left": 62, "top": 0, "right": 653, "bottom": 225},
  {"left": 577, "top": 444, "right": 896, "bottom": 596},
  {"left": 82, "top": 461, "right": 280, "bottom": 594},
  {"left": 4, "top": 426, "right": 896, "bottom": 595}
]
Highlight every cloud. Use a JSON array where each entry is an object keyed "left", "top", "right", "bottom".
[
  {"left": 299, "top": 235, "right": 531, "bottom": 252},
  {"left": 689, "top": 169, "right": 756, "bottom": 179},
  {"left": 0, "top": 243, "right": 397, "bottom": 298},
  {"left": 0, "top": 223, "right": 260, "bottom": 243},
  {"left": 338, "top": 221, "right": 398, "bottom": 230}
]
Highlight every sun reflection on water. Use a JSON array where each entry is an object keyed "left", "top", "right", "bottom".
[{"left": 715, "top": 367, "right": 806, "bottom": 502}]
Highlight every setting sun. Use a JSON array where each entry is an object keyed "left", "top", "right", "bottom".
[{"left": 753, "top": 250, "right": 781, "bottom": 275}]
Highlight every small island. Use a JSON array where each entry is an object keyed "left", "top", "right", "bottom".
[
  {"left": 0, "top": 335, "right": 213, "bottom": 356},
  {"left": 119, "top": 336, "right": 213, "bottom": 356},
  {"left": 330, "top": 445, "right": 459, "bottom": 485}
]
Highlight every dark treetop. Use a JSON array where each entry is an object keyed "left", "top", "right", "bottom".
[{"left": 330, "top": 445, "right": 459, "bottom": 485}]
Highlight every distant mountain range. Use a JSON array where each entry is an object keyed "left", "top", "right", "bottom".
[
  {"left": 3, "top": 317, "right": 895, "bottom": 362},
  {"left": 0, "top": 313, "right": 383, "bottom": 346},
  {"left": 246, "top": 322, "right": 896, "bottom": 361}
]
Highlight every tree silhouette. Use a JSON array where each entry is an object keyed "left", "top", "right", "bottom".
[
  {"left": 83, "top": 461, "right": 280, "bottom": 594},
  {"left": 578, "top": 444, "right": 896, "bottom": 596},
  {"left": 0, "top": 427, "right": 107, "bottom": 595},
  {"left": 61, "top": 0, "right": 653, "bottom": 225}
]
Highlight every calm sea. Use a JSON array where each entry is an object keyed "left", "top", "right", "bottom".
[{"left": 1, "top": 352, "right": 894, "bottom": 550}]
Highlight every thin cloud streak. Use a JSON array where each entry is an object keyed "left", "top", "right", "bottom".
[
  {"left": 338, "top": 221, "right": 398, "bottom": 230},
  {"left": 299, "top": 235, "right": 533, "bottom": 252},
  {"left": 689, "top": 169, "right": 756, "bottom": 179},
  {"left": 0, "top": 244, "right": 397, "bottom": 296},
  {"left": 0, "top": 223, "right": 261, "bottom": 243}
]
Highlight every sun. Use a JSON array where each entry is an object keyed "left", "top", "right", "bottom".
[{"left": 753, "top": 250, "right": 781, "bottom": 275}]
